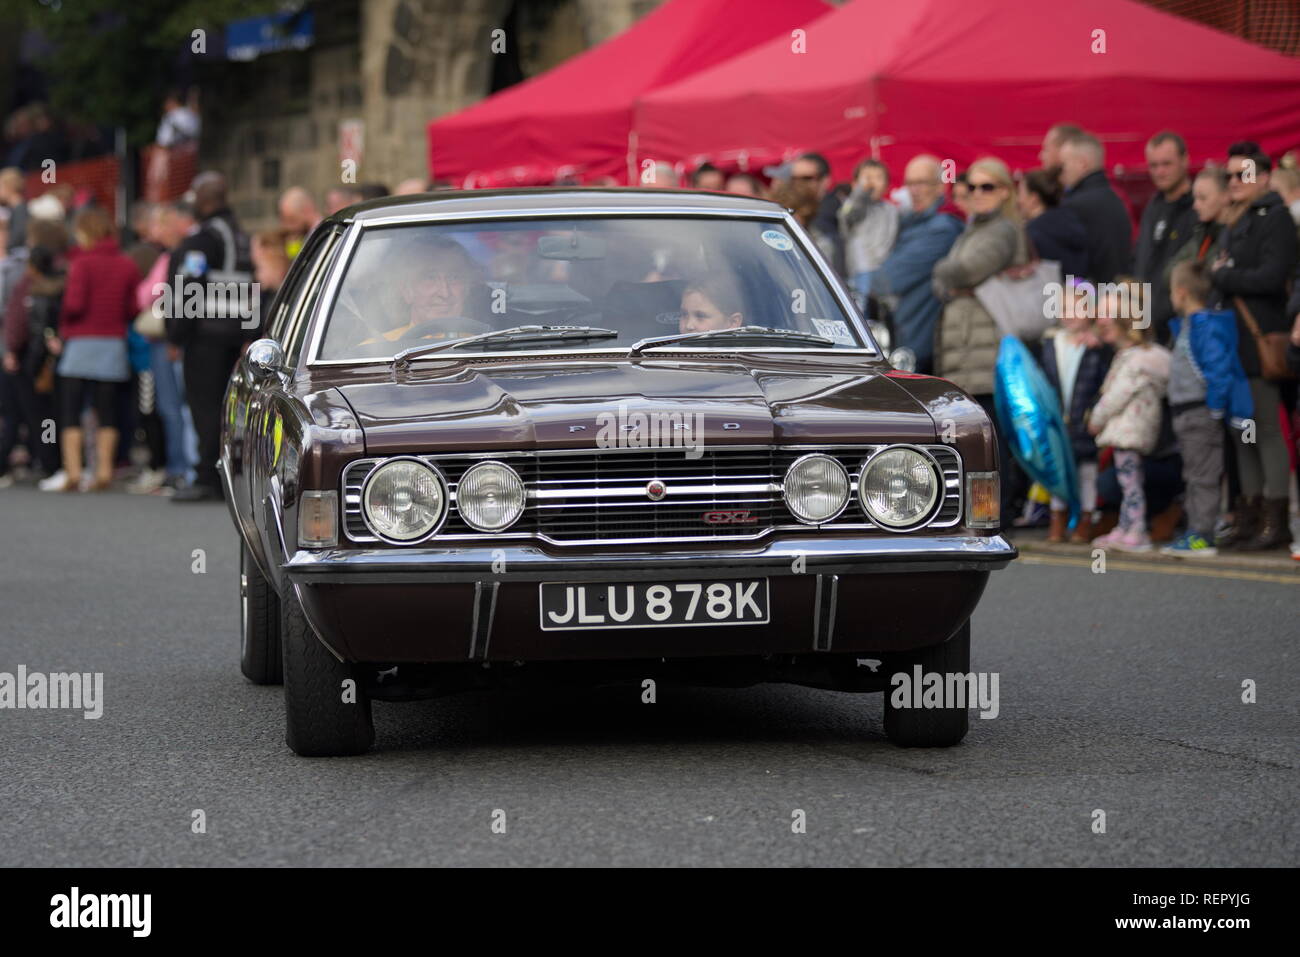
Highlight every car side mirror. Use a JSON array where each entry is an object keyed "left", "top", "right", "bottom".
[{"left": 245, "top": 338, "right": 285, "bottom": 380}]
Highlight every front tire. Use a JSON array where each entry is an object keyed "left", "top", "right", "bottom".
[
  {"left": 281, "top": 589, "right": 374, "bottom": 756},
  {"left": 883, "top": 620, "right": 971, "bottom": 748},
  {"left": 240, "top": 542, "right": 282, "bottom": 685}
]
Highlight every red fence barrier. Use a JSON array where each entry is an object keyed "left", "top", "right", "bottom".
[
  {"left": 140, "top": 143, "right": 198, "bottom": 203},
  {"left": 23, "top": 155, "right": 120, "bottom": 222},
  {"left": 17, "top": 145, "right": 197, "bottom": 225}
]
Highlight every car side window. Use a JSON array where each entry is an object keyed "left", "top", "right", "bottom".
[
  {"left": 265, "top": 229, "right": 331, "bottom": 344},
  {"left": 283, "top": 229, "right": 343, "bottom": 366},
  {"left": 263, "top": 277, "right": 298, "bottom": 344}
]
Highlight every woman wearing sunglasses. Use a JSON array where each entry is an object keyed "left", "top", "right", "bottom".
[{"left": 931, "top": 157, "right": 1030, "bottom": 519}]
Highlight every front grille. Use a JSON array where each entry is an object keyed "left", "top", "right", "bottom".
[{"left": 342, "top": 445, "right": 962, "bottom": 545}]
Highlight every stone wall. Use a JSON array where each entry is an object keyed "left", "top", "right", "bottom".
[
  {"left": 200, "top": 1, "right": 365, "bottom": 227},
  {"left": 359, "top": 0, "right": 513, "bottom": 189}
]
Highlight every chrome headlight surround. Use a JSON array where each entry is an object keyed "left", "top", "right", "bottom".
[
  {"left": 456, "top": 460, "right": 526, "bottom": 532},
  {"left": 360, "top": 456, "right": 448, "bottom": 544},
  {"left": 858, "top": 444, "right": 942, "bottom": 530},
  {"left": 782, "top": 453, "right": 851, "bottom": 525}
]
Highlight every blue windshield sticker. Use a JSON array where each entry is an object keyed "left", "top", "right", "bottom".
[{"left": 760, "top": 229, "right": 794, "bottom": 251}]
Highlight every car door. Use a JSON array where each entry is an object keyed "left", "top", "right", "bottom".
[
  {"left": 247, "top": 226, "right": 345, "bottom": 587},
  {"left": 224, "top": 232, "right": 318, "bottom": 562},
  {"left": 224, "top": 244, "right": 300, "bottom": 525}
]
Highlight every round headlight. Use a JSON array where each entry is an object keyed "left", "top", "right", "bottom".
[
  {"left": 456, "top": 461, "right": 525, "bottom": 532},
  {"left": 362, "top": 458, "right": 446, "bottom": 542},
  {"left": 859, "top": 446, "right": 940, "bottom": 529},
  {"left": 783, "top": 454, "right": 850, "bottom": 524}
]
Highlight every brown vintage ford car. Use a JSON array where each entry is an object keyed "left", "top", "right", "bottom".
[{"left": 220, "top": 189, "right": 1016, "bottom": 756}]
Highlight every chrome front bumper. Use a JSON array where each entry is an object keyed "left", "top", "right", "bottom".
[{"left": 283, "top": 534, "right": 1017, "bottom": 584}]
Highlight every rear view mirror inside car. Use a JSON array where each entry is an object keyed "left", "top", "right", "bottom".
[{"left": 537, "top": 231, "right": 607, "bottom": 260}]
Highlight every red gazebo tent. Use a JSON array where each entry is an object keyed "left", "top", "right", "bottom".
[
  {"left": 633, "top": 0, "right": 1300, "bottom": 180},
  {"left": 426, "top": 0, "right": 831, "bottom": 188}
]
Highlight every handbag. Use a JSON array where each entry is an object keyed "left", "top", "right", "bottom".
[
  {"left": 33, "top": 355, "right": 56, "bottom": 394},
  {"left": 975, "top": 258, "right": 1061, "bottom": 342},
  {"left": 1235, "top": 296, "right": 1296, "bottom": 382},
  {"left": 133, "top": 304, "right": 166, "bottom": 339}
]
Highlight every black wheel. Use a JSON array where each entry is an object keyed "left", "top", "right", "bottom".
[
  {"left": 281, "top": 588, "right": 374, "bottom": 756},
  {"left": 883, "top": 620, "right": 971, "bottom": 748},
  {"left": 240, "top": 542, "right": 282, "bottom": 685}
]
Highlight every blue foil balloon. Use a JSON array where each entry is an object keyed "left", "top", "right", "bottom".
[{"left": 993, "top": 336, "right": 1080, "bottom": 526}]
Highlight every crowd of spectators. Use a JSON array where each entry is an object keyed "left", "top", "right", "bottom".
[
  {"left": 674, "top": 125, "right": 1300, "bottom": 557},
  {"left": 0, "top": 153, "right": 445, "bottom": 503},
  {"left": 1, "top": 121, "right": 1297, "bottom": 560}
]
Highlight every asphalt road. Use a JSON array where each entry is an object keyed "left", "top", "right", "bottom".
[{"left": 1, "top": 484, "right": 1295, "bottom": 867}]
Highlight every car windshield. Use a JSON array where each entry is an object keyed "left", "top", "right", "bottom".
[{"left": 315, "top": 216, "right": 868, "bottom": 361}]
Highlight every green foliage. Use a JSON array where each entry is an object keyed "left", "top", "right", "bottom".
[{"left": 11, "top": 0, "right": 284, "bottom": 145}]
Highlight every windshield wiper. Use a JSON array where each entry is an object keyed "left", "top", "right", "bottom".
[
  {"left": 393, "top": 325, "right": 619, "bottom": 367},
  {"left": 628, "top": 325, "right": 837, "bottom": 356}
]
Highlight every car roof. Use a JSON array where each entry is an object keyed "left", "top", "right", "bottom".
[{"left": 330, "top": 187, "right": 785, "bottom": 224}]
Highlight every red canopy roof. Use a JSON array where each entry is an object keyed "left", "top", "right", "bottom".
[
  {"left": 426, "top": 0, "right": 831, "bottom": 188},
  {"left": 634, "top": 0, "right": 1300, "bottom": 179}
]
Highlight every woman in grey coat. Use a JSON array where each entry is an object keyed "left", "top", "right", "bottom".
[
  {"left": 932, "top": 157, "right": 1029, "bottom": 396},
  {"left": 932, "top": 157, "right": 1029, "bottom": 521}
]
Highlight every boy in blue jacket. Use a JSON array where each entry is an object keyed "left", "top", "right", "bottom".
[{"left": 1161, "top": 260, "right": 1253, "bottom": 557}]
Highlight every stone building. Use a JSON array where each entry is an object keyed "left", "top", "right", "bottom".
[{"left": 201, "top": 0, "right": 664, "bottom": 228}]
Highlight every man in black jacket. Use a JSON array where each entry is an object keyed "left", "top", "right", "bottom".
[
  {"left": 1060, "top": 132, "right": 1133, "bottom": 284},
  {"left": 1210, "top": 147, "right": 1298, "bottom": 550},
  {"left": 165, "top": 171, "right": 257, "bottom": 503},
  {"left": 1135, "top": 131, "right": 1196, "bottom": 344}
]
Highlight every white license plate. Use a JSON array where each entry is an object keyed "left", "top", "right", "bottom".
[{"left": 538, "top": 579, "right": 770, "bottom": 631}]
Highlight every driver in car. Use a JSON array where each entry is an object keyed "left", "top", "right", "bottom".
[
  {"left": 363, "top": 237, "right": 492, "bottom": 345},
  {"left": 678, "top": 275, "right": 745, "bottom": 334}
]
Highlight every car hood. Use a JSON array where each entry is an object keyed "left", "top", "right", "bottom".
[{"left": 329, "top": 359, "right": 939, "bottom": 454}]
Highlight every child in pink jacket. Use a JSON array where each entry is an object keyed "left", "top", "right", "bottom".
[{"left": 1087, "top": 284, "right": 1171, "bottom": 553}]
